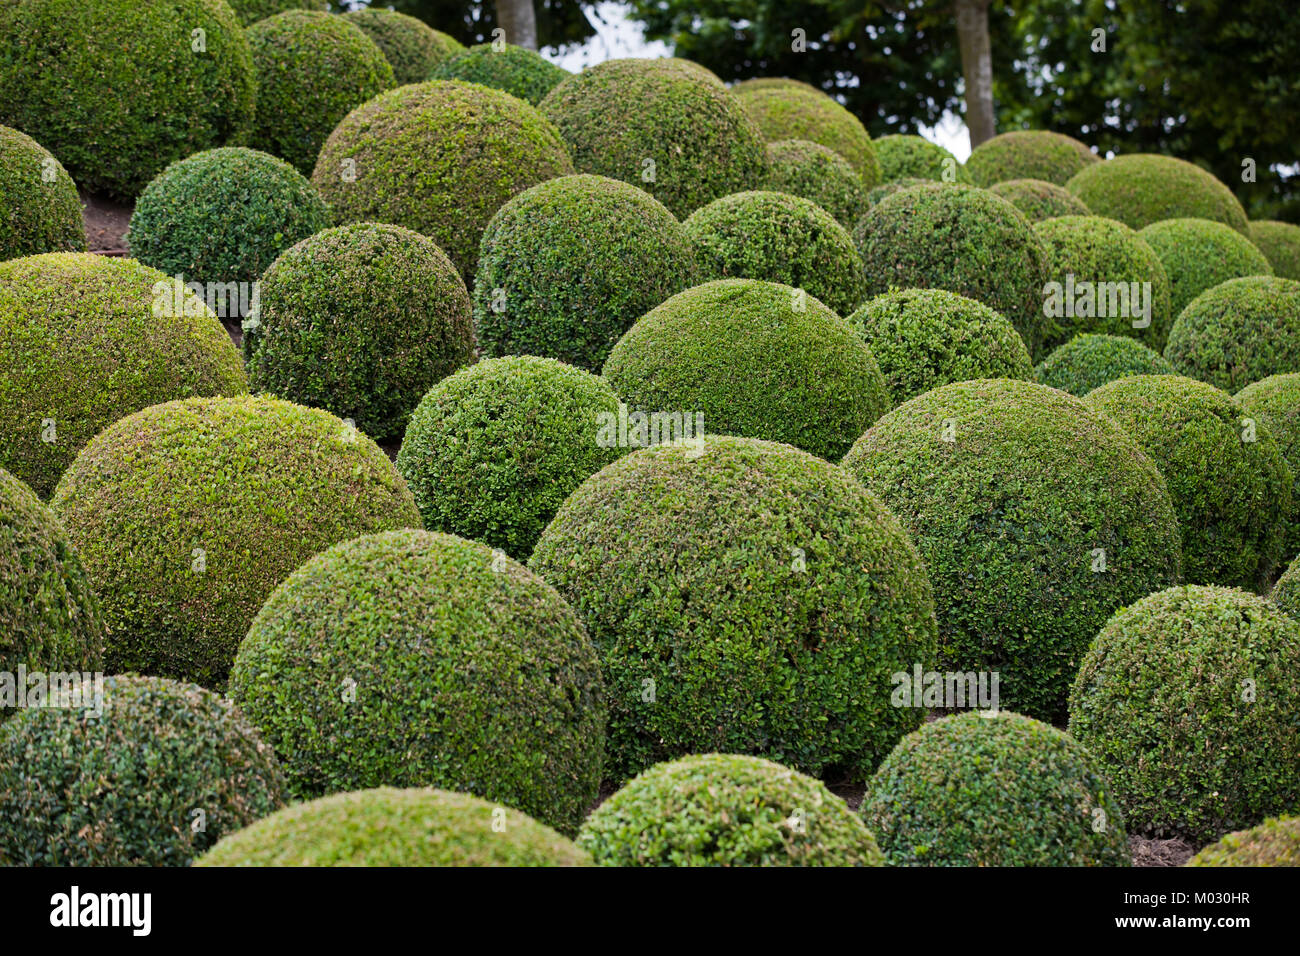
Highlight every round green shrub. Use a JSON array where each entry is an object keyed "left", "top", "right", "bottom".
[
  {"left": 1069, "top": 585, "right": 1300, "bottom": 843},
  {"left": 1084, "top": 374, "right": 1291, "bottom": 590},
  {"left": 964, "top": 130, "right": 1099, "bottom": 187},
  {"left": 539, "top": 58, "right": 765, "bottom": 218},
  {"left": 873, "top": 134, "right": 969, "bottom": 184},
  {"left": 578, "top": 754, "right": 885, "bottom": 867},
  {"left": 988, "top": 177, "right": 1092, "bottom": 221},
  {"left": 229, "top": 529, "right": 604, "bottom": 834},
  {"left": 341, "top": 8, "right": 463, "bottom": 85},
  {"left": 247, "top": 10, "right": 394, "bottom": 176},
  {"left": 0, "top": 675, "right": 286, "bottom": 866},
  {"left": 1035, "top": 333, "right": 1174, "bottom": 396},
  {"left": 683, "top": 190, "right": 866, "bottom": 315},
  {"left": 196, "top": 787, "right": 591, "bottom": 866},
  {"left": 1139, "top": 218, "right": 1273, "bottom": 318},
  {"left": 1189, "top": 816, "right": 1300, "bottom": 867},
  {"left": 1163, "top": 276, "right": 1300, "bottom": 392},
  {"left": 1033, "top": 215, "right": 1173, "bottom": 353},
  {"left": 313, "top": 81, "right": 574, "bottom": 282},
  {"left": 735, "top": 84, "right": 880, "bottom": 187},
  {"left": 397, "top": 357, "right": 622, "bottom": 561},
  {"left": 862, "top": 712, "right": 1130, "bottom": 866},
  {"left": 0, "top": 0, "right": 256, "bottom": 200},
  {"left": 0, "top": 125, "right": 84, "bottom": 261},
  {"left": 50, "top": 395, "right": 422, "bottom": 688},
  {"left": 127, "top": 147, "right": 329, "bottom": 299},
  {"left": 602, "top": 279, "right": 889, "bottom": 462},
  {"left": 854, "top": 183, "right": 1050, "bottom": 356},
  {"left": 763, "top": 139, "right": 867, "bottom": 227},
  {"left": 227, "top": 0, "right": 325, "bottom": 26},
  {"left": 863, "top": 177, "right": 931, "bottom": 207},
  {"left": 1248, "top": 220, "right": 1300, "bottom": 280},
  {"left": 473, "top": 174, "right": 699, "bottom": 371},
  {"left": 529, "top": 435, "right": 939, "bottom": 781},
  {"left": 1271, "top": 554, "right": 1300, "bottom": 619},
  {"left": 431, "top": 43, "right": 569, "bottom": 105},
  {"left": 244, "top": 222, "right": 474, "bottom": 442},
  {"left": 847, "top": 289, "right": 1034, "bottom": 404},
  {"left": 842, "top": 379, "right": 1182, "bottom": 720},
  {"left": 1236, "top": 373, "right": 1300, "bottom": 560},
  {"left": 733, "top": 77, "right": 822, "bottom": 95},
  {"left": 0, "top": 253, "right": 248, "bottom": 499},
  {"left": 1065, "top": 154, "right": 1249, "bottom": 234}
]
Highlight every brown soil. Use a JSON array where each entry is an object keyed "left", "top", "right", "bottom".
[{"left": 81, "top": 191, "right": 131, "bottom": 255}]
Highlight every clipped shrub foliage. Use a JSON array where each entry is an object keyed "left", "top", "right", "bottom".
[
  {"left": 431, "top": 43, "right": 569, "bottom": 105},
  {"left": 341, "top": 7, "right": 463, "bottom": 84},
  {"left": 964, "top": 130, "right": 1099, "bottom": 187},
  {"left": 1248, "top": 220, "right": 1300, "bottom": 280},
  {"left": 1272, "top": 554, "right": 1300, "bottom": 619},
  {"left": 733, "top": 77, "right": 822, "bottom": 95},
  {"left": 1035, "top": 333, "right": 1174, "bottom": 396},
  {"left": 1236, "top": 373, "right": 1300, "bottom": 558},
  {"left": 735, "top": 84, "right": 881, "bottom": 186},
  {"left": 873, "top": 134, "right": 968, "bottom": 183},
  {"left": 1139, "top": 218, "right": 1273, "bottom": 318},
  {"left": 1189, "top": 817, "right": 1300, "bottom": 867},
  {"left": 863, "top": 177, "right": 931, "bottom": 207},
  {"left": 988, "top": 177, "right": 1091, "bottom": 221},
  {"left": 763, "top": 139, "right": 867, "bottom": 227},
  {"left": 228, "top": 0, "right": 325, "bottom": 25},
  {"left": 1065, "top": 154, "right": 1249, "bottom": 234},
  {"left": 0, "top": 125, "right": 84, "bottom": 261}
]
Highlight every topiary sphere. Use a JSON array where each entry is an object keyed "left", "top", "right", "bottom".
[
  {"left": 195, "top": 787, "right": 591, "bottom": 866},
  {"left": 873, "top": 134, "right": 969, "bottom": 184},
  {"left": 127, "top": 147, "right": 329, "bottom": 299},
  {"left": 1084, "top": 375, "right": 1290, "bottom": 590},
  {"left": 578, "top": 754, "right": 885, "bottom": 867},
  {"left": 1069, "top": 585, "right": 1300, "bottom": 843},
  {"left": 229, "top": 529, "right": 604, "bottom": 835},
  {"left": 733, "top": 77, "right": 822, "bottom": 96},
  {"left": 602, "top": 279, "right": 889, "bottom": 462},
  {"left": 862, "top": 712, "right": 1130, "bottom": 866},
  {"left": 763, "top": 139, "right": 867, "bottom": 227},
  {"left": 1236, "top": 373, "right": 1300, "bottom": 559},
  {"left": 1139, "top": 218, "right": 1273, "bottom": 318},
  {"left": 854, "top": 183, "right": 1049, "bottom": 356},
  {"left": 50, "top": 395, "right": 422, "bottom": 688},
  {"left": 735, "top": 84, "right": 880, "bottom": 187},
  {"left": 0, "top": 675, "right": 286, "bottom": 866},
  {"left": 473, "top": 174, "right": 699, "bottom": 371},
  {"left": 842, "top": 379, "right": 1182, "bottom": 720},
  {"left": 227, "top": 0, "right": 325, "bottom": 25},
  {"left": 244, "top": 222, "right": 474, "bottom": 442},
  {"left": 313, "top": 81, "right": 574, "bottom": 282},
  {"left": 1248, "top": 220, "right": 1300, "bottom": 280},
  {"left": 396, "top": 357, "right": 622, "bottom": 561},
  {"left": 0, "top": 125, "right": 84, "bottom": 261},
  {"left": 964, "top": 130, "right": 1099, "bottom": 187},
  {"left": 988, "top": 177, "right": 1092, "bottom": 221},
  {"left": 1065, "top": 154, "right": 1249, "bottom": 234},
  {"left": 1189, "top": 816, "right": 1300, "bottom": 867},
  {"left": 530, "top": 435, "right": 939, "bottom": 781},
  {"left": 847, "top": 289, "right": 1034, "bottom": 404},
  {"left": 0, "top": 0, "right": 255, "bottom": 200},
  {"left": 1272, "top": 554, "right": 1300, "bottom": 619},
  {"left": 1033, "top": 215, "right": 1173, "bottom": 353},
  {"left": 247, "top": 10, "right": 394, "bottom": 176},
  {"left": 341, "top": 8, "right": 463, "bottom": 85},
  {"left": 1035, "top": 333, "right": 1174, "bottom": 397},
  {"left": 0, "top": 253, "right": 248, "bottom": 499},
  {"left": 538, "top": 58, "right": 765, "bottom": 219},
  {"left": 683, "top": 190, "right": 866, "bottom": 315},
  {"left": 430, "top": 43, "right": 569, "bottom": 105},
  {"left": 1163, "top": 276, "right": 1300, "bottom": 392}
]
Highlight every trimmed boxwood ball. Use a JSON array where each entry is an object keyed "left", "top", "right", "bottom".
[
  {"left": 397, "top": 357, "right": 622, "bottom": 561},
  {"left": 1188, "top": 817, "right": 1300, "bottom": 867},
  {"left": 602, "top": 279, "right": 889, "bottom": 462},
  {"left": 1248, "top": 220, "right": 1300, "bottom": 280},
  {"left": 873, "top": 134, "right": 969, "bottom": 184},
  {"left": 0, "top": 125, "right": 85, "bottom": 260},
  {"left": 1065, "top": 155, "right": 1249, "bottom": 235},
  {"left": 863, "top": 177, "right": 930, "bottom": 207},
  {"left": 763, "top": 139, "right": 867, "bottom": 227},
  {"left": 1035, "top": 333, "right": 1174, "bottom": 397},
  {"left": 1163, "top": 276, "right": 1300, "bottom": 392},
  {"left": 196, "top": 787, "right": 591, "bottom": 867},
  {"left": 530, "top": 435, "right": 940, "bottom": 781},
  {"left": 341, "top": 8, "right": 463, "bottom": 85},
  {"left": 735, "top": 84, "right": 881, "bottom": 187},
  {"left": 847, "top": 289, "right": 1034, "bottom": 404},
  {"left": 988, "top": 178, "right": 1091, "bottom": 221},
  {"left": 683, "top": 190, "right": 866, "bottom": 315},
  {"left": 1272, "top": 555, "right": 1300, "bottom": 619},
  {"left": 854, "top": 183, "right": 1050, "bottom": 356},
  {"left": 473, "top": 174, "right": 699, "bottom": 371},
  {"left": 431, "top": 43, "right": 569, "bottom": 105},
  {"left": 245, "top": 222, "right": 474, "bottom": 442},
  {"left": 227, "top": 0, "right": 325, "bottom": 25},
  {"left": 314, "top": 81, "right": 574, "bottom": 282},
  {"left": 539, "top": 58, "right": 765, "bottom": 219},
  {"left": 578, "top": 754, "right": 885, "bottom": 867},
  {"left": 733, "top": 77, "right": 822, "bottom": 95},
  {"left": 0, "top": 253, "right": 248, "bottom": 499},
  {"left": 50, "top": 395, "right": 422, "bottom": 688},
  {"left": 1069, "top": 585, "right": 1300, "bottom": 843},
  {"left": 1237, "top": 373, "right": 1300, "bottom": 559},
  {"left": 1084, "top": 375, "right": 1291, "bottom": 590},
  {"left": 842, "top": 379, "right": 1182, "bottom": 720},
  {"left": 0, "top": 675, "right": 286, "bottom": 866},
  {"left": 964, "top": 130, "right": 1099, "bottom": 187},
  {"left": 1139, "top": 218, "right": 1273, "bottom": 318},
  {"left": 863, "top": 712, "right": 1130, "bottom": 866},
  {"left": 229, "top": 529, "right": 604, "bottom": 834}
]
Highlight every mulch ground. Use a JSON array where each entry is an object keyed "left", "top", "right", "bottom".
[{"left": 82, "top": 191, "right": 131, "bottom": 255}]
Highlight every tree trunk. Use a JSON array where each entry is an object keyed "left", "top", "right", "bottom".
[
  {"left": 495, "top": 0, "right": 538, "bottom": 51},
  {"left": 954, "top": 0, "right": 996, "bottom": 147}
]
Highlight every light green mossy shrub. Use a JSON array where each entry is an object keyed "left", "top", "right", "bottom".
[
  {"left": 873, "top": 134, "right": 969, "bottom": 184},
  {"left": 863, "top": 177, "right": 932, "bottom": 207},
  {"left": 988, "top": 177, "right": 1091, "bottom": 221},
  {"left": 1236, "top": 373, "right": 1300, "bottom": 559},
  {"left": 735, "top": 84, "right": 880, "bottom": 187},
  {"left": 1065, "top": 154, "right": 1249, "bottom": 234},
  {"left": 0, "top": 125, "right": 84, "bottom": 260},
  {"left": 733, "top": 77, "right": 822, "bottom": 95},
  {"left": 964, "top": 130, "right": 1099, "bottom": 187},
  {"left": 763, "top": 139, "right": 868, "bottom": 227},
  {"left": 1035, "top": 333, "right": 1174, "bottom": 396},
  {"left": 1247, "top": 220, "right": 1300, "bottom": 280},
  {"left": 430, "top": 43, "right": 569, "bottom": 105},
  {"left": 1139, "top": 218, "right": 1273, "bottom": 318},
  {"left": 1188, "top": 817, "right": 1300, "bottom": 867},
  {"left": 341, "top": 8, "right": 463, "bottom": 84}
]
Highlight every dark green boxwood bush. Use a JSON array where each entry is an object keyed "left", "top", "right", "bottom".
[
  {"left": 244, "top": 222, "right": 474, "bottom": 442},
  {"left": 862, "top": 712, "right": 1130, "bottom": 866},
  {"left": 229, "top": 529, "right": 604, "bottom": 835},
  {"left": 988, "top": 177, "right": 1091, "bottom": 221},
  {"left": 1065, "top": 155, "right": 1249, "bottom": 234},
  {"left": 1236, "top": 373, "right": 1300, "bottom": 559},
  {"left": 578, "top": 754, "right": 885, "bottom": 867},
  {"left": 1069, "top": 585, "right": 1300, "bottom": 843},
  {"left": 1248, "top": 220, "right": 1300, "bottom": 280},
  {"left": 530, "top": 435, "right": 939, "bottom": 781},
  {"left": 1272, "top": 555, "right": 1300, "bottom": 619},
  {"left": 431, "top": 43, "right": 569, "bottom": 105},
  {"left": 1084, "top": 374, "right": 1291, "bottom": 590},
  {"left": 763, "top": 139, "right": 867, "bottom": 227},
  {"left": 0, "top": 125, "right": 85, "bottom": 261},
  {"left": 1035, "top": 333, "right": 1174, "bottom": 396},
  {"left": 473, "top": 174, "right": 699, "bottom": 370},
  {"left": 1188, "top": 817, "right": 1300, "bottom": 867},
  {"left": 735, "top": 84, "right": 880, "bottom": 186},
  {"left": 50, "top": 395, "right": 422, "bottom": 688},
  {"left": 602, "top": 279, "right": 890, "bottom": 462},
  {"left": 341, "top": 7, "right": 463, "bottom": 84},
  {"left": 0, "top": 675, "right": 286, "bottom": 865},
  {"left": 964, "top": 130, "right": 1099, "bottom": 187},
  {"left": 228, "top": 0, "right": 325, "bottom": 25},
  {"left": 842, "top": 379, "right": 1182, "bottom": 720},
  {"left": 1139, "top": 218, "right": 1273, "bottom": 318},
  {"left": 873, "top": 134, "right": 969, "bottom": 184}
]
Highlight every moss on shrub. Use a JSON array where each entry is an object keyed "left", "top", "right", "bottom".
[
  {"left": 1035, "top": 333, "right": 1174, "bottom": 396},
  {"left": 0, "top": 125, "right": 84, "bottom": 261},
  {"left": 988, "top": 177, "right": 1091, "bottom": 221},
  {"left": 1139, "top": 218, "right": 1273, "bottom": 318},
  {"left": 873, "top": 134, "right": 969, "bottom": 184},
  {"left": 735, "top": 84, "right": 880, "bottom": 187},
  {"left": 1188, "top": 817, "right": 1300, "bottom": 867},
  {"left": 1065, "top": 154, "right": 1249, "bottom": 234},
  {"left": 1248, "top": 220, "right": 1300, "bottom": 280},
  {"left": 964, "top": 130, "right": 1099, "bottom": 187},
  {"left": 431, "top": 43, "right": 569, "bottom": 105},
  {"left": 227, "top": 0, "right": 325, "bottom": 25},
  {"left": 341, "top": 7, "right": 462, "bottom": 84},
  {"left": 763, "top": 139, "right": 867, "bottom": 227},
  {"left": 1235, "top": 373, "right": 1300, "bottom": 560},
  {"left": 733, "top": 77, "right": 822, "bottom": 95}
]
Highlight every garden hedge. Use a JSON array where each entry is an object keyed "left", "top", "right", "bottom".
[
  {"left": 1247, "top": 220, "right": 1300, "bottom": 280},
  {"left": 1139, "top": 217, "right": 1273, "bottom": 318},
  {"left": 873, "top": 134, "right": 968, "bottom": 183},
  {"left": 1235, "top": 373, "right": 1300, "bottom": 559},
  {"left": 341, "top": 7, "right": 463, "bottom": 85},
  {"left": 1065, "top": 154, "right": 1250, "bottom": 234},
  {"left": 988, "top": 177, "right": 1091, "bottom": 221},
  {"left": 431, "top": 43, "right": 569, "bottom": 105},
  {"left": 227, "top": 0, "right": 325, "bottom": 25},
  {"left": 734, "top": 84, "right": 881, "bottom": 186},
  {"left": 964, "top": 130, "right": 1099, "bottom": 187},
  {"left": 763, "top": 139, "right": 867, "bottom": 227},
  {"left": 0, "top": 125, "right": 84, "bottom": 261},
  {"left": 1034, "top": 333, "right": 1174, "bottom": 397},
  {"left": 1188, "top": 817, "right": 1300, "bottom": 867}
]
